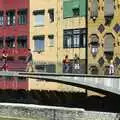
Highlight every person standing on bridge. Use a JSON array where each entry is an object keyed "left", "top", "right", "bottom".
[
  {"left": 25, "top": 49, "right": 34, "bottom": 72},
  {"left": 109, "top": 60, "right": 115, "bottom": 75},
  {"left": 73, "top": 54, "right": 80, "bottom": 74},
  {"left": 63, "top": 55, "right": 70, "bottom": 73},
  {"left": 1, "top": 50, "right": 8, "bottom": 71}
]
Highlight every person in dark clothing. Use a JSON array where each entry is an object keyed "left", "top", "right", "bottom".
[
  {"left": 1, "top": 50, "right": 8, "bottom": 71},
  {"left": 26, "top": 49, "right": 34, "bottom": 72}
]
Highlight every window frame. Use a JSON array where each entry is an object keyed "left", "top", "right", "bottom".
[
  {"left": 33, "top": 10, "right": 45, "bottom": 26},
  {"left": 18, "top": 9, "right": 27, "bottom": 25},
  {"left": 6, "top": 10, "right": 16, "bottom": 26},
  {"left": 33, "top": 35, "right": 45, "bottom": 52},
  {"left": 48, "top": 9, "right": 54, "bottom": 22},
  {"left": 63, "top": 28, "right": 86, "bottom": 48},
  {"left": 17, "top": 36, "right": 27, "bottom": 48}
]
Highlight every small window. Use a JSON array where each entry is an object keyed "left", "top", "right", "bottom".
[
  {"left": 18, "top": 9, "right": 27, "bottom": 24},
  {"left": 6, "top": 10, "right": 15, "bottom": 25},
  {"left": 48, "top": 35, "right": 54, "bottom": 47},
  {"left": 0, "top": 11, "right": 4, "bottom": 26},
  {"left": 72, "top": 8, "right": 80, "bottom": 16},
  {"left": 48, "top": 9, "right": 54, "bottom": 22},
  {"left": 6, "top": 36, "right": 15, "bottom": 48},
  {"left": 33, "top": 35, "right": 45, "bottom": 51},
  {"left": 33, "top": 10, "right": 45, "bottom": 26},
  {"left": 17, "top": 36, "right": 27, "bottom": 48}
]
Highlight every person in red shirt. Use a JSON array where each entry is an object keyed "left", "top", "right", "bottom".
[{"left": 63, "top": 55, "right": 70, "bottom": 73}]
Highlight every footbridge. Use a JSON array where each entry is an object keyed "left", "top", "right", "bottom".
[{"left": 0, "top": 71, "right": 120, "bottom": 95}]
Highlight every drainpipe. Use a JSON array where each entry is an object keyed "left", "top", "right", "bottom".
[{"left": 85, "top": 0, "right": 88, "bottom": 74}]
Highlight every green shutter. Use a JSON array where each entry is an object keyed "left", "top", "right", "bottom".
[
  {"left": 72, "top": 0, "right": 80, "bottom": 9},
  {"left": 80, "top": 0, "right": 86, "bottom": 17},
  {"left": 63, "top": 0, "right": 73, "bottom": 18}
]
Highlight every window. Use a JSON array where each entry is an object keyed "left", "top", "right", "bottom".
[
  {"left": 33, "top": 35, "right": 45, "bottom": 51},
  {"left": 6, "top": 36, "right": 15, "bottom": 48},
  {"left": 90, "top": 0, "right": 98, "bottom": 21},
  {"left": 104, "top": 0, "right": 114, "bottom": 25},
  {"left": 48, "top": 9, "right": 54, "bottom": 22},
  {"left": 6, "top": 10, "right": 15, "bottom": 25},
  {"left": 0, "top": 37, "right": 3, "bottom": 48},
  {"left": 33, "top": 10, "right": 45, "bottom": 25},
  {"left": 17, "top": 36, "right": 27, "bottom": 48},
  {"left": 72, "top": 8, "right": 80, "bottom": 16},
  {"left": 63, "top": 29, "right": 86, "bottom": 48},
  {"left": 48, "top": 35, "right": 54, "bottom": 47},
  {"left": 18, "top": 9, "right": 27, "bottom": 24},
  {"left": 0, "top": 11, "right": 4, "bottom": 26}
]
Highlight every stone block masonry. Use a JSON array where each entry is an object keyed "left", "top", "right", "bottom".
[{"left": 0, "top": 103, "right": 118, "bottom": 120}]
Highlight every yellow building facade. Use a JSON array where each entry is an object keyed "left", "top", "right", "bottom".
[
  {"left": 29, "top": 0, "right": 86, "bottom": 90},
  {"left": 88, "top": 0, "right": 120, "bottom": 75}
]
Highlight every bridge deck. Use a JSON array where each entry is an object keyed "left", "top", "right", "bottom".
[{"left": 0, "top": 71, "right": 120, "bottom": 95}]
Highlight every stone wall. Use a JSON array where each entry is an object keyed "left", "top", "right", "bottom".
[{"left": 0, "top": 103, "right": 118, "bottom": 120}]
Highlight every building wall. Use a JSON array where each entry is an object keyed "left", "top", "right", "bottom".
[
  {"left": 0, "top": 0, "right": 29, "bottom": 89},
  {"left": 30, "top": 0, "right": 58, "bottom": 64},
  {"left": 29, "top": 0, "right": 87, "bottom": 90},
  {"left": 88, "top": 0, "right": 120, "bottom": 75},
  {"left": 58, "top": 0, "right": 86, "bottom": 73},
  {"left": 0, "top": 0, "right": 29, "bottom": 58}
]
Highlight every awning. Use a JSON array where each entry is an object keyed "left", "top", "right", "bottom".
[
  {"left": 33, "top": 35, "right": 44, "bottom": 40},
  {"left": 18, "top": 9, "right": 27, "bottom": 15},
  {"left": 104, "top": 0, "right": 114, "bottom": 17},
  {"left": 90, "top": 0, "right": 98, "bottom": 17},
  {"left": 104, "top": 33, "right": 114, "bottom": 52},
  {"left": 33, "top": 10, "right": 44, "bottom": 15}
]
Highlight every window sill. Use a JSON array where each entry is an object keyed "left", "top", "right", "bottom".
[
  {"left": 34, "top": 50, "right": 44, "bottom": 53},
  {"left": 34, "top": 25, "right": 44, "bottom": 27},
  {"left": 49, "top": 45, "right": 54, "bottom": 47}
]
